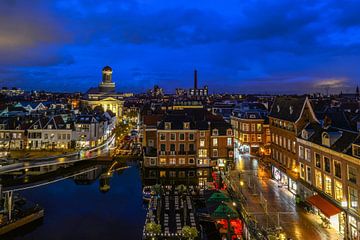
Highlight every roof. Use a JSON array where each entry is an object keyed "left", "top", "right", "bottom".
[{"left": 269, "top": 96, "right": 307, "bottom": 122}]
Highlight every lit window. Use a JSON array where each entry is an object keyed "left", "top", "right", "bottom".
[
  {"left": 349, "top": 187, "right": 358, "bottom": 209},
  {"left": 170, "top": 133, "right": 176, "bottom": 141},
  {"left": 160, "top": 133, "right": 166, "bottom": 141},
  {"left": 213, "top": 149, "right": 218, "bottom": 157},
  {"left": 200, "top": 139, "right": 205, "bottom": 147},
  {"left": 227, "top": 138, "right": 232, "bottom": 146},
  {"left": 315, "top": 170, "right": 323, "bottom": 189},
  {"left": 212, "top": 129, "right": 218, "bottom": 136},
  {"left": 198, "top": 149, "right": 207, "bottom": 158},
  {"left": 159, "top": 158, "right": 166, "bottom": 165},
  {"left": 324, "top": 175, "right": 332, "bottom": 196},
  {"left": 334, "top": 180, "right": 343, "bottom": 202},
  {"left": 213, "top": 138, "right": 218, "bottom": 146}
]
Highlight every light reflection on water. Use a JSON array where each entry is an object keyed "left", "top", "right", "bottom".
[{"left": 3, "top": 165, "right": 146, "bottom": 240}]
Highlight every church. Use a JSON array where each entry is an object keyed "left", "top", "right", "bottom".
[{"left": 82, "top": 66, "right": 130, "bottom": 118}]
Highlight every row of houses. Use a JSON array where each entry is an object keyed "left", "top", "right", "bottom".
[
  {"left": 0, "top": 111, "right": 116, "bottom": 151},
  {"left": 265, "top": 96, "right": 360, "bottom": 239}
]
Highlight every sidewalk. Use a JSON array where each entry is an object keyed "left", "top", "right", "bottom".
[{"left": 229, "top": 154, "right": 341, "bottom": 240}]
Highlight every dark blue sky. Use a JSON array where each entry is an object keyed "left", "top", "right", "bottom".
[{"left": 0, "top": 0, "right": 359, "bottom": 94}]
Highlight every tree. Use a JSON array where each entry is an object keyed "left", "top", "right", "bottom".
[
  {"left": 145, "top": 222, "right": 161, "bottom": 238},
  {"left": 182, "top": 226, "right": 198, "bottom": 240}
]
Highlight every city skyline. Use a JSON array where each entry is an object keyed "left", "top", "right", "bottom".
[{"left": 1, "top": 0, "right": 360, "bottom": 94}]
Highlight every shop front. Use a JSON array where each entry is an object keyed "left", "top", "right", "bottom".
[
  {"left": 271, "top": 165, "right": 297, "bottom": 195},
  {"left": 307, "top": 194, "right": 344, "bottom": 234}
]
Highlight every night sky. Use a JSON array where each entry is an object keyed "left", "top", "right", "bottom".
[{"left": 0, "top": 0, "right": 359, "bottom": 94}]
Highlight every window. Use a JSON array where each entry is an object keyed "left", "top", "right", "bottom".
[
  {"left": 159, "top": 158, "right": 166, "bottom": 165},
  {"left": 349, "top": 187, "right": 359, "bottom": 210},
  {"left": 170, "top": 144, "right": 175, "bottom": 152},
  {"left": 299, "top": 146, "right": 304, "bottom": 159},
  {"left": 243, "top": 124, "right": 249, "bottom": 131},
  {"left": 322, "top": 132, "right": 330, "bottom": 147},
  {"left": 169, "top": 158, "right": 176, "bottom": 164},
  {"left": 256, "top": 124, "right": 262, "bottom": 132},
  {"left": 160, "top": 133, "right": 166, "bottom": 141},
  {"left": 213, "top": 138, "right": 218, "bottom": 146},
  {"left": 315, "top": 170, "right": 323, "bottom": 189},
  {"left": 170, "top": 133, "right": 176, "bottom": 141},
  {"left": 300, "top": 163, "right": 305, "bottom": 179},
  {"left": 212, "top": 149, "right": 218, "bottom": 157},
  {"left": 257, "top": 134, "right": 262, "bottom": 142},
  {"left": 148, "top": 139, "right": 154, "bottom": 147},
  {"left": 334, "top": 180, "right": 343, "bottom": 202},
  {"left": 48, "top": 125, "right": 52, "bottom": 129},
  {"left": 169, "top": 171, "right": 176, "bottom": 177},
  {"left": 324, "top": 157, "right": 331, "bottom": 173},
  {"left": 292, "top": 141, "right": 296, "bottom": 153},
  {"left": 189, "top": 133, "right": 194, "bottom": 140},
  {"left": 179, "top": 144, "right": 185, "bottom": 153},
  {"left": 314, "top": 153, "right": 321, "bottom": 168},
  {"left": 275, "top": 135, "right": 278, "bottom": 144},
  {"left": 160, "top": 171, "right": 166, "bottom": 177},
  {"left": 189, "top": 158, "right": 195, "bottom": 164},
  {"left": 200, "top": 139, "right": 205, "bottom": 147},
  {"left": 183, "top": 122, "right": 190, "bottom": 129},
  {"left": 243, "top": 134, "right": 249, "bottom": 142},
  {"left": 334, "top": 161, "right": 341, "bottom": 179},
  {"left": 227, "top": 138, "right": 232, "bottom": 146},
  {"left": 165, "top": 122, "right": 171, "bottom": 130},
  {"left": 287, "top": 139, "right": 291, "bottom": 151},
  {"left": 229, "top": 151, "right": 234, "bottom": 158},
  {"left": 306, "top": 166, "right": 311, "bottom": 183},
  {"left": 251, "top": 124, "right": 255, "bottom": 132},
  {"left": 44, "top": 133, "right": 48, "bottom": 139},
  {"left": 200, "top": 131, "right": 205, "bottom": 137},
  {"left": 251, "top": 134, "right": 256, "bottom": 142},
  {"left": 160, "top": 144, "right": 166, "bottom": 152},
  {"left": 353, "top": 145, "right": 360, "bottom": 158},
  {"left": 324, "top": 175, "right": 332, "bottom": 196},
  {"left": 279, "top": 137, "right": 282, "bottom": 147},
  {"left": 150, "top": 158, "right": 156, "bottom": 166},
  {"left": 189, "top": 143, "right": 195, "bottom": 152},
  {"left": 227, "top": 129, "right": 232, "bottom": 135},
  {"left": 212, "top": 129, "right": 218, "bottom": 136},
  {"left": 348, "top": 166, "right": 357, "bottom": 184},
  {"left": 198, "top": 149, "right": 207, "bottom": 158},
  {"left": 179, "top": 133, "right": 185, "bottom": 140},
  {"left": 179, "top": 171, "right": 185, "bottom": 178},
  {"left": 179, "top": 158, "right": 185, "bottom": 164},
  {"left": 305, "top": 148, "right": 311, "bottom": 161}
]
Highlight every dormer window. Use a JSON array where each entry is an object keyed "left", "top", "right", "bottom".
[
  {"left": 183, "top": 122, "right": 190, "bottom": 129},
  {"left": 322, "top": 132, "right": 330, "bottom": 147},
  {"left": 289, "top": 106, "right": 293, "bottom": 114},
  {"left": 34, "top": 125, "right": 38, "bottom": 129},
  {"left": 48, "top": 125, "right": 52, "bottom": 129},
  {"left": 227, "top": 129, "right": 232, "bottom": 136},
  {"left": 353, "top": 144, "right": 360, "bottom": 158},
  {"left": 212, "top": 129, "right": 218, "bottom": 136},
  {"left": 249, "top": 114, "right": 256, "bottom": 119},
  {"left": 165, "top": 122, "right": 171, "bottom": 130},
  {"left": 66, "top": 124, "right": 71, "bottom": 129},
  {"left": 277, "top": 105, "right": 280, "bottom": 112},
  {"left": 301, "top": 130, "right": 308, "bottom": 140}
]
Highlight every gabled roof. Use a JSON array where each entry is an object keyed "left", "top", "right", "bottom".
[{"left": 269, "top": 96, "right": 317, "bottom": 123}]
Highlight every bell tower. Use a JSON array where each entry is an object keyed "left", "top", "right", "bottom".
[{"left": 99, "top": 66, "right": 115, "bottom": 93}]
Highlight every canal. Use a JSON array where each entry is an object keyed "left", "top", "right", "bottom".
[{"left": 3, "top": 164, "right": 146, "bottom": 240}]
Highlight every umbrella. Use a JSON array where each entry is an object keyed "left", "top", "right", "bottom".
[
  {"left": 211, "top": 203, "right": 239, "bottom": 219},
  {"left": 207, "top": 192, "right": 230, "bottom": 203}
]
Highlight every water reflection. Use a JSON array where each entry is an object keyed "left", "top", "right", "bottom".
[{"left": 1, "top": 161, "right": 146, "bottom": 240}]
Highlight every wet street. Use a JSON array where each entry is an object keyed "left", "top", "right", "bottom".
[
  {"left": 231, "top": 154, "right": 341, "bottom": 240},
  {"left": 3, "top": 164, "right": 146, "bottom": 240}
]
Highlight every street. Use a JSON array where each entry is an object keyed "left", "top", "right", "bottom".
[{"left": 230, "top": 154, "right": 341, "bottom": 240}]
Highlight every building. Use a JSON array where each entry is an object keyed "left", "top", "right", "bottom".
[
  {"left": 142, "top": 109, "right": 233, "bottom": 187},
  {"left": 0, "top": 117, "right": 26, "bottom": 151},
  {"left": 188, "top": 70, "right": 208, "bottom": 99},
  {"left": 82, "top": 66, "right": 125, "bottom": 119},
  {"left": 268, "top": 96, "right": 318, "bottom": 195},
  {"left": 297, "top": 121, "right": 360, "bottom": 239},
  {"left": 231, "top": 102, "right": 270, "bottom": 156},
  {"left": 27, "top": 115, "right": 74, "bottom": 150}
]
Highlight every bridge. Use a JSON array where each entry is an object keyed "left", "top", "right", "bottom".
[{"left": 0, "top": 134, "right": 116, "bottom": 174}]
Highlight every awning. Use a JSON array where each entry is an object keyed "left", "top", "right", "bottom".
[{"left": 307, "top": 194, "right": 341, "bottom": 218}]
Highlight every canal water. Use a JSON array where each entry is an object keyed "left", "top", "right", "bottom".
[{"left": 4, "top": 165, "right": 146, "bottom": 240}]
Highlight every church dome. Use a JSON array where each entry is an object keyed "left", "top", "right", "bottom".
[{"left": 102, "top": 66, "right": 112, "bottom": 72}]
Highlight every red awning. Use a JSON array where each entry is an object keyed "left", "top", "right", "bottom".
[{"left": 307, "top": 194, "right": 341, "bottom": 218}]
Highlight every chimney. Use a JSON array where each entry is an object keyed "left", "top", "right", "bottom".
[{"left": 194, "top": 69, "right": 198, "bottom": 89}]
